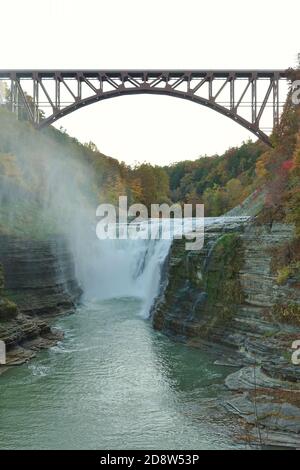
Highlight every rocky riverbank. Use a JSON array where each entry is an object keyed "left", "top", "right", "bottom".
[
  {"left": 151, "top": 218, "right": 300, "bottom": 448},
  {"left": 0, "top": 235, "right": 81, "bottom": 372}
]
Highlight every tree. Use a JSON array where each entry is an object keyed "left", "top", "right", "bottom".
[
  {"left": 225, "top": 178, "right": 243, "bottom": 208},
  {"left": 132, "top": 164, "right": 170, "bottom": 208},
  {"left": 203, "top": 185, "right": 228, "bottom": 216}
]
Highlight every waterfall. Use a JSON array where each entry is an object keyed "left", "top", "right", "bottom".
[
  {"left": 72, "top": 217, "right": 222, "bottom": 317},
  {"left": 76, "top": 220, "right": 173, "bottom": 318}
]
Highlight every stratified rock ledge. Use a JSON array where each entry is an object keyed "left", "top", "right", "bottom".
[{"left": 0, "top": 235, "right": 81, "bottom": 374}]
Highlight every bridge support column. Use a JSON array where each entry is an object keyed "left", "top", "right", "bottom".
[
  {"left": 33, "top": 78, "right": 39, "bottom": 125},
  {"left": 251, "top": 77, "right": 257, "bottom": 124},
  {"left": 273, "top": 77, "right": 279, "bottom": 129},
  {"left": 10, "top": 78, "right": 18, "bottom": 118}
]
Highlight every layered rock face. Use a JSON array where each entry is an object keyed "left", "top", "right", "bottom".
[
  {"left": 151, "top": 220, "right": 300, "bottom": 447},
  {"left": 0, "top": 235, "right": 81, "bottom": 368},
  {"left": 0, "top": 235, "right": 81, "bottom": 316},
  {"left": 152, "top": 218, "right": 248, "bottom": 345},
  {"left": 152, "top": 221, "right": 300, "bottom": 371}
]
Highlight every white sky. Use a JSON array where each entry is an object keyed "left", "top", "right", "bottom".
[{"left": 0, "top": 0, "right": 299, "bottom": 165}]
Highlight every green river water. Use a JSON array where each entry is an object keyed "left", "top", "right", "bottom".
[{"left": 0, "top": 298, "right": 243, "bottom": 449}]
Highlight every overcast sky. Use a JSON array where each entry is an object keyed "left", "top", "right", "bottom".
[{"left": 0, "top": 0, "right": 299, "bottom": 165}]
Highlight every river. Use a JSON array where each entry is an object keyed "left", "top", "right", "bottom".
[
  {"left": 0, "top": 219, "right": 247, "bottom": 449},
  {"left": 0, "top": 297, "right": 244, "bottom": 449}
]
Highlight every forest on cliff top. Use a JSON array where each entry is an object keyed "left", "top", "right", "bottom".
[{"left": 0, "top": 77, "right": 299, "bottom": 232}]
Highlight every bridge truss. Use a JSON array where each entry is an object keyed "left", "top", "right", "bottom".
[{"left": 0, "top": 69, "right": 289, "bottom": 146}]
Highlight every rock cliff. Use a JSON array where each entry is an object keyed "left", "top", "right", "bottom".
[
  {"left": 151, "top": 219, "right": 300, "bottom": 448},
  {"left": 0, "top": 235, "right": 81, "bottom": 370}
]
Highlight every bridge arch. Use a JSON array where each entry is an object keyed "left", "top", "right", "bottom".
[{"left": 39, "top": 87, "right": 271, "bottom": 145}]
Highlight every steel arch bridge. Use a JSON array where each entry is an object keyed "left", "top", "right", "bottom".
[{"left": 0, "top": 69, "right": 289, "bottom": 146}]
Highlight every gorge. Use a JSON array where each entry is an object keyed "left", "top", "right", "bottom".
[{"left": 0, "top": 100, "right": 299, "bottom": 449}]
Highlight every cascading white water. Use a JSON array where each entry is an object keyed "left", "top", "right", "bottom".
[
  {"left": 74, "top": 217, "right": 206, "bottom": 317},
  {"left": 77, "top": 220, "right": 173, "bottom": 318}
]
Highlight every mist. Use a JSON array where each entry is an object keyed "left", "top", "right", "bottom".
[{"left": 0, "top": 111, "right": 171, "bottom": 314}]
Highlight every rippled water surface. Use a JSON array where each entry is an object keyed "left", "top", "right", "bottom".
[{"left": 0, "top": 299, "right": 242, "bottom": 449}]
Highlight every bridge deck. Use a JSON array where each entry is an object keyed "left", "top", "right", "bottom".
[{"left": 0, "top": 69, "right": 289, "bottom": 79}]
